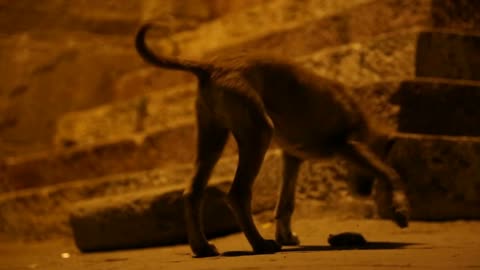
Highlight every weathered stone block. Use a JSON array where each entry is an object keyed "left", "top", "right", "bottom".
[
  {"left": 70, "top": 180, "right": 237, "bottom": 251},
  {"left": 391, "top": 79, "right": 480, "bottom": 136},
  {"left": 351, "top": 79, "right": 480, "bottom": 136},
  {"left": 376, "top": 134, "right": 480, "bottom": 220},
  {"left": 0, "top": 155, "right": 235, "bottom": 240},
  {"left": 2, "top": 124, "right": 238, "bottom": 191},
  {"left": 54, "top": 84, "right": 197, "bottom": 147},
  {"left": 415, "top": 31, "right": 480, "bottom": 81},
  {"left": 0, "top": 166, "right": 192, "bottom": 240}
]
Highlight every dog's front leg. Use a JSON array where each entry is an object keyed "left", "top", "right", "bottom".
[
  {"left": 341, "top": 140, "right": 410, "bottom": 228},
  {"left": 226, "top": 115, "right": 281, "bottom": 254},
  {"left": 275, "top": 152, "right": 302, "bottom": 246},
  {"left": 184, "top": 103, "right": 229, "bottom": 257}
]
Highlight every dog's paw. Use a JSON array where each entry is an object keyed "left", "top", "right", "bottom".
[
  {"left": 276, "top": 231, "right": 300, "bottom": 246},
  {"left": 253, "top": 239, "right": 282, "bottom": 254},
  {"left": 392, "top": 207, "right": 409, "bottom": 228},
  {"left": 192, "top": 243, "right": 220, "bottom": 258},
  {"left": 392, "top": 192, "right": 410, "bottom": 228}
]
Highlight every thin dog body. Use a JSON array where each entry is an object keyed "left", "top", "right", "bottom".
[{"left": 135, "top": 23, "right": 409, "bottom": 257}]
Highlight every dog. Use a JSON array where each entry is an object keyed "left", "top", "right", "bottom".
[{"left": 135, "top": 23, "right": 409, "bottom": 257}]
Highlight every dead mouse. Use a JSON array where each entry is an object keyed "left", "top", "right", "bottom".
[{"left": 328, "top": 232, "right": 367, "bottom": 247}]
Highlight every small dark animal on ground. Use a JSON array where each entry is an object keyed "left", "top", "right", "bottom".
[
  {"left": 135, "top": 23, "right": 410, "bottom": 258},
  {"left": 328, "top": 232, "right": 367, "bottom": 247}
]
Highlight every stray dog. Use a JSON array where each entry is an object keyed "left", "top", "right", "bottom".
[{"left": 135, "top": 23, "right": 409, "bottom": 257}]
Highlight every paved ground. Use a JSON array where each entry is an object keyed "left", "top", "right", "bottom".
[{"left": 1, "top": 218, "right": 479, "bottom": 270}]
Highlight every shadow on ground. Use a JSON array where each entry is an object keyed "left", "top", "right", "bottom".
[{"left": 221, "top": 242, "right": 418, "bottom": 257}]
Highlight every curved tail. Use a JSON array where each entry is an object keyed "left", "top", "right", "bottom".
[{"left": 135, "top": 23, "right": 212, "bottom": 76}]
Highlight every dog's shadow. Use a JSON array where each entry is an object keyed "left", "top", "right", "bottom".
[{"left": 221, "top": 242, "right": 417, "bottom": 257}]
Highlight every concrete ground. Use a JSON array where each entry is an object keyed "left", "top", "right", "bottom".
[{"left": 1, "top": 218, "right": 479, "bottom": 270}]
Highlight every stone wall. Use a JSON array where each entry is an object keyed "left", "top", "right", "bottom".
[{"left": 0, "top": 0, "right": 269, "bottom": 157}]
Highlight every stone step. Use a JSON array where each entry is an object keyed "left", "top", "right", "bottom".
[
  {"left": 54, "top": 83, "right": 197, "bottom": 148},
  {"left": 0, "top": 149, "right": 371, "bottom": 241},
  {"left": 134, "top": 0, "right": 480, "bottom": 91},
  {"left": 2, "top": 123, "right": 237, "bottom": 191},
  {"left": 70, "top": 180, "right": 238, "bottom": 251},
  {"left": 371, "top": 79, "right": 480, "bottom": 136},
  {"left": 377, "top": 133, "right": 480, "bottom": 220},
  {"left": 56, "top": 29, "right": 480, "bottom": 148},
  {"left": 351, "top": 78, "right": 480, "bottom": 135}
]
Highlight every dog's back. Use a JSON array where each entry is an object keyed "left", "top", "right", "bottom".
[{"left": 202, "top": 55, "right": 373, "bottom": 159}]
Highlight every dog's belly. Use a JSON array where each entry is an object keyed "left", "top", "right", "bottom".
[{"left": 273, "top": 133, "right": 339, "bottom": 160}]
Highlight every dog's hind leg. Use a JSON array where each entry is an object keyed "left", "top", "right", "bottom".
[
  {"left": 341, "top": 140, "right": 409, "bottom": 228},
  {"left": 275, "top": 152, "right": 302, "bottom": 246},
  {"left": 223, "top": 95, "right": 281, "bottom": 254},
  {"left": 184, "top": 101, "right": 229, "bottom": 257}
]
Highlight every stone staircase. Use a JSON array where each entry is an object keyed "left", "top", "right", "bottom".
[{"left": 1, "top": 0, "right": 480, "bottom": 248}]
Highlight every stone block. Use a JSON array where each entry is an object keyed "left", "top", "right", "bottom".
[
  {"left": 0, "top": 166, "right": 192, "bottom": 240},
  {"left": 375, "top": 133, "right": 480, "bottom": 220},
  {"left": 2, "top": 124, "right": 238, "bottom": 191},
  {"left": 70, "top": 180, "right": 237, "bottom": 251},
  {"left": 391, "top": 79, "right": 480, "bottom": 136},
  {"left": 54, "top": 83, "right": 197, "bottom": 147},
  {"left": 351, "top": 79, "right": 480, "bottom": 136}
]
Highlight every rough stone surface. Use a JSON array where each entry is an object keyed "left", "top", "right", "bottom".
[
  {"left": 54, "top": 84, "right": 197, "bottom": 148},
  {"left": 0, "top": 166, "right": 193, "bottom": 240},
  {"left": 376, "top": 133, "right": 480, "bottom": 220},
  {"left": 391, "top": 79, "right": 480, "bottom": 136},
  {"left": 351, "top": 78, "right": 480, "bottom": 135},
  {"left": 415, "top": 31, "right": 480, "bottom": 81},
  {"left": 1, "top": 125, "right": 238, "bottom": 191},
  {"left": 70, "top": 180, "right": 237, "bottom": 251}
]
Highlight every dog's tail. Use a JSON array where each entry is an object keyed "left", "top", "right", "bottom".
[{"left": 135, "top": 23, "right": 212, "bottom": 76}]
